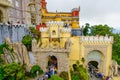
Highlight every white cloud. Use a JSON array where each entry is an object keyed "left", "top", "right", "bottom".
[{"left": 46, "top": 0, "right": 120, "bottom": 29}]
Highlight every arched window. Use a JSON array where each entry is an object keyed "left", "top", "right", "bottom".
[{"left": 52, "top": 30, "right": 56, "bottom": 35}]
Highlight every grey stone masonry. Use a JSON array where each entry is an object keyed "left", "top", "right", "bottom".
[{"left": 0, "top": 24, "right": 31, "bottom": 44}]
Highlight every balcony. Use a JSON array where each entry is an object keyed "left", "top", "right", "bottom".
[{"left": 0, "top": 0, "right": 12, "bottom": 7}]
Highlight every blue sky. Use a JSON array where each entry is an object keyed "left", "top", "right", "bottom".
[{"left": 46, "top": 0, "right": 120, "bottom": 30}]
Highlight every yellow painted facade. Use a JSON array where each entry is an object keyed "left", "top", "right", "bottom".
[
  {"left": 33, "top": 0, "right": 114, "bottom": 78},
  {"left": 36, "top": 20, "right": 113, "bottom": 76}
]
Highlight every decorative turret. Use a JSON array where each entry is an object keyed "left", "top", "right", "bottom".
[
  {"left": 71, "top": 6, "right": 80, "bottom": 17},
  {"left": 41, "top": 0, "right": 47, "bottom": 9},
  {"left": 71, "top": 6, "right": 80, "bottom": 29},
  {"left": 81, "top": 35, "right": 114, "bottom": 43}
]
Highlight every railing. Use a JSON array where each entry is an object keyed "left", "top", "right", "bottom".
[{"left": 0, "top": 0, "right": 12, "bottom": 7}]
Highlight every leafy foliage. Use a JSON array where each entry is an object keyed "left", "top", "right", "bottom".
[
  {"left": 48, "top": 75, "right": 63, "bottom": 80},
  {"left": 22, "top": 35, "right": 32, "bottom": 51},
  {"left": 71, "top": 60, "right": 89, "bottom": 80},
  {"left": 83, "top": 24, "right": 113, "bottom": 36},
  {"left": 0, "top": 43, "right": 9, "bottom": 54},
  {"left": 59, "top": 71, "right": 68, "bottom": 80},
  {"left": 83, "top": 23, "right": 90, "bottom": 36},
  {"left": 112, "top": 33, "right": 120, "bottom": 65},
  {"left": 30, "top": 65, "right": 43, "bottom": 78},
  {"left": 0, "top": 63, "right": 26, "bottom": 80},
  {"left": 22, "top": 35, "right": 32, "bottom": 46},
  {"left": 71, "top": 71, "right": 81, "bottom": 80},
  {"left": 29, "top": 27, "right": 41, "bottom": 37},
  {"left": 90, "top": 24, "right": 113, "bottom": 36}
]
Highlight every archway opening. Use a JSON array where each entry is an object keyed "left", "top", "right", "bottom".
[
  {"left": 88, "top": 61, "right": 98, "bottom": 69},
  {"left": 47, "top": 55, "right": 58, "bottom": 74},
  {"left": 0, "top": 10, "right": 3, "bottom": 22}
]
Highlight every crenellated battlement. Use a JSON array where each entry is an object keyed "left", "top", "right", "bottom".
[
  {"left": 81, "top": 35, "right": 113, "bottom": 43},
  {"left": 46, "top": 21, "right": 64, "bottom": 27},
  {"left": 39, "top": 27, "right": 48, "bottom": 32},
  {"left": 61, "top": 27, "right": 71, "bottom": 32}
]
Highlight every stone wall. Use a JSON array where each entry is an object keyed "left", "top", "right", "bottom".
[
  {"left": 35, "top": 52, "right": 69, "bottom": 74},
  {"left": 0, "top": 24, "right": 31, "bottom": 44}
]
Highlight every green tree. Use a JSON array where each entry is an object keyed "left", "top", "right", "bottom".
[
  {"left": 71, "top": 60, "right": 89, "bottom": 80},
  {"left": 90, "top": 24, "right": 113, "bottom": 36},
  {"left": 22, "top": 35, "right": 32, "bottom": 51},
  {"left": 0, "top": 67, "right": 5, "bottom": 80},
  {"left": 83, "top": 23, "right": 90, "bottom": 36},
  {"left": 0, "top": 63, "right": 26, "bottom": 80},
  {"left": 30, "top": 65, "right": 43, "bottom": 78},
  {"left": 112, "top": 33, "right": 120, "bottom": 65}
]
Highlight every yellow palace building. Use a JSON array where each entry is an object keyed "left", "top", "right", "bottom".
[{"left": 32, "top": 0, "right": 114, "bottom": 78}]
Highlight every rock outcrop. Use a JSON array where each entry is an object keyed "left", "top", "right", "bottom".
[{"left": 2, "top": 38, "right": 31, "bottom": 70}]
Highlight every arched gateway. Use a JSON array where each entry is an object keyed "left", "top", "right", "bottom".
[
  {"left": 87, "top": 50, "right": 104, "bottom": 72},
  {"left": 80, "top": 36, "right": 113, "bottom": 76}
]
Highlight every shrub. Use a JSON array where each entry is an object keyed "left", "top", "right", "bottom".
[
  {"left": 0, "top": 63, "right": 26, "bottom": 80},
  {"left": 71, "top": 71, "right": 80, "bottom": 80},
  {"left": 59, "top": 71, "right": 68, "bottom": 80},
  {"left": 30, "top": 65, "right": 43, "bottom": 78},
  {"left": 22, "top": 35, "right": 32, "bottom": 51},
  {"left": 71, "top": 60, "right": 89, "bottom": 80}
]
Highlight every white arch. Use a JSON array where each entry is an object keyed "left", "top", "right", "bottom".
[{"left": 87, "top": 50, "right": 104, "bottom": 63}]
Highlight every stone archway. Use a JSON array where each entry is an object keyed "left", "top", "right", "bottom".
[
  {"left": 47, "top": 55, "right": 58, "bottom": 74},
  {"left": 86, "top": 50, "right": 104, "bottom": 72},
  {"left": 0, "top": 10, "right": 3, "bottom": 22}
]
